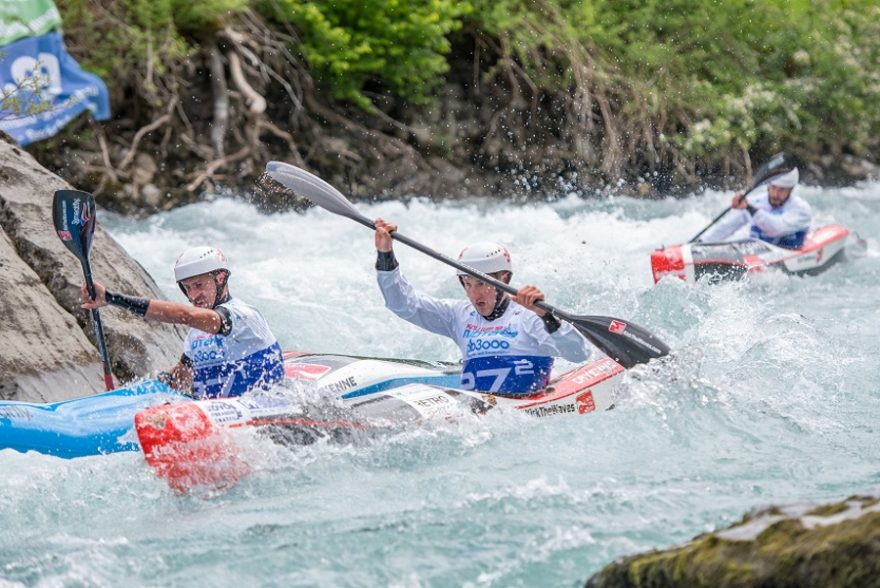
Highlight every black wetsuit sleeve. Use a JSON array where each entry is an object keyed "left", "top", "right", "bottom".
[
  {"left": 104, "top": 291, "right": 150, "bottom": 317},
  {"left": 745, "top": 203, "right": 758, "bottom": 216},
  {"left": 215, "top": 306, "right": 233, "bottom": 336},
  {"left": 376, "top": 250, "right": 399, "bottom": 271}
]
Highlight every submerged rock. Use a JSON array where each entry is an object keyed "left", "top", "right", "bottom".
[
  {"left": 0, "top": 135, "right": 184, "bottom": 402},
  {"left": 585, "top": 495, "right": 880, "bottom": 588}
]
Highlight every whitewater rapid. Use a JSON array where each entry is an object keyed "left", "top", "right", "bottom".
[{"left": 2, "top": 182, "right": 878, "bottom": 586}]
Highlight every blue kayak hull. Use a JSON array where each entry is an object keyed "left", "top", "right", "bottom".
[{"left": 0, "top": 380, "right": 189, "bottom": 458}]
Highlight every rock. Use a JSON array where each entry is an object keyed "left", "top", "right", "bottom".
[
  {"left": 839, "top": 155, "right": 880, "bottom": 180},
  {"left": 0, "top": 137, "right": 184, "bottom": 402},
  {"left": 140, "top": 183, "right": 162, "bottom": 208},
  {"left": 585, "top": 495, "right": 880, "bottom": 588},
  {"left": 131, "top": 152, "right": 158, "bottom": 185}
]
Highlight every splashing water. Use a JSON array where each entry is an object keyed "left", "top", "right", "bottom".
[{"left": 2, "top": 182, "right": 879, "bottom": 586}]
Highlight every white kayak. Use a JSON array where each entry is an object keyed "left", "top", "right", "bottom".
[
  {"left": 135, "top": 351, "right": 625, "bottom": 490},
  {"left": 650, "top": 224, "right": 864, "bottom": 284}
]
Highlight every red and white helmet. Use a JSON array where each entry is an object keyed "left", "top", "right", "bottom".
[
  {"left": 456, "top": 242, "right": 512, "bottom": 275},
  {"left": 173, "top": 246, "right": 230, "bottom": 282}
]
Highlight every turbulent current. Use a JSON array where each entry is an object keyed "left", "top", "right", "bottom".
[{"left": 2, "top": 182, "right": 879, "bottom": 586}]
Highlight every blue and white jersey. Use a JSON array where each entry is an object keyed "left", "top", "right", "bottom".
[
  {"left": 183, "top": 297, "right": 284, "bottom": 399},
  {"left": 377, "top": 268, "right": 591, "bottom": 394},
  {"left": 699, "top": 188, "right": 812, "bottom": 249}
]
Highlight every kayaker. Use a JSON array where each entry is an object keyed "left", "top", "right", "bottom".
[
  {"left": 698, "top": 167, "right": 812, "bottom": 248},
  {"left": 80, "top": 246, "right": 284, "bottom": 398},
  {"left": 373, "top": 219, "right": 591, "bottom": 395}
]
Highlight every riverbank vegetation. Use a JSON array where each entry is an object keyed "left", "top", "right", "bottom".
[{"left": 32, "top": 0, "right": 880, "bottom": 209}]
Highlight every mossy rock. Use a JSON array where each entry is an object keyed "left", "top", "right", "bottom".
[{"left": 586, "top": 496, "right": 880, "bottom": 588}]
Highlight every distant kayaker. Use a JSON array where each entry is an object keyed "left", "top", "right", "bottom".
[
  {"left": 81, "top": 246, "right": 284, "bottom": 398},
  {"left": 698, "top": 167, "right": 812, "bottom": 248},
  {"left": 373, "top": 219, "right": 591, "bottom": 395}
]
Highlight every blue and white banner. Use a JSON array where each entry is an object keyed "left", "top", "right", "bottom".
[{"left": 0, "top": 32, "right": 110, "bottom": 146}]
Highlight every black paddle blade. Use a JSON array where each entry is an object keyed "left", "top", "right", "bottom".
[
  {"left": 52, "top": 190, "right": 97, "bottom": 264},
  {"left": 751, "top": 152, "right": 797, "bottom": 188},
  {"left": 571, "top": 315, "right": 670, "bottom": 369}
]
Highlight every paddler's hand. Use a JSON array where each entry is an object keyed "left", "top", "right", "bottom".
[
  {"left": 80, "top": 280, "right": 108, "bottom": 309},
  {"left": 374, "top": 218, "right": 397, "bottom": 252},
  {"left": 513, "top": 285, "right": 547, "bottom": 317},
  {"left": 731, "top": 191, "right": 748, "bottom": 209}
]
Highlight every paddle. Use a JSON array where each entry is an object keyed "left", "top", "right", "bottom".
[
  {"left": 264, "top": 161, "right": 670, "bottom": 369},
  {"left": 689, "top": 152, "right": 798, "bottom": 243},
  {"left": 52, "top": 190, "right": 114, "bottom": 391}
]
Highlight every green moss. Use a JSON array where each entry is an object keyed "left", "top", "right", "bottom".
[
  {"left": 807, "top": 502, "right": 850, "bottom": 517},
  {"left": 588, "top": 510, "right": 880, "bottom": 588}
]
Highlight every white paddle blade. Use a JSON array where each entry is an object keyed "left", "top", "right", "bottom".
[{"left": 265, "top": 161, "right": 368, "bottom": 223}]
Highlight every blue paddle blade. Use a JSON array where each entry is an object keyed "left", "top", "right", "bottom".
[{"left": 52, "top": 189, "right": 97, "bottom": 264}]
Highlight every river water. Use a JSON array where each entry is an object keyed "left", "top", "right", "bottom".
[{"left": 2, "top": 182, "right": 879, "bottom": 586}]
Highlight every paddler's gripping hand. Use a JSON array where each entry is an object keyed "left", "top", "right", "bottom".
[
  {"left": 374, "top": 218, "right": 397, "bottom": 252},
  {"left": 513, "top": 285, "right": 547, "bottom": 317},
  {"left": 81, "top": 280, "right": 108, "bottom": 309},
  {"left": 731, "top": 191, "right": 748, "bottom": 209}
]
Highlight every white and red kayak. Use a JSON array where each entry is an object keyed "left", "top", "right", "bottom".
[
  {"left": 650, "top": 224, "right": 862, "bottom": 284},
  {"left": 135, "top": 351, "right": 624, "bottom": 491}
]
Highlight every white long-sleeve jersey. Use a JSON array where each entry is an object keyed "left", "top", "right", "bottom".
[
  {"left": 699, "top": 188, "right": 812, "bottom": 248},
  {"left": 377, "top": 267, "right": 591, "bottom": 394}
]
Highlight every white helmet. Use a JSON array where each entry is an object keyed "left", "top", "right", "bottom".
[
  {"left": 769, "top": 167, "right": 799, "bottom": 189},
  {"left": 456, "top": 242, "right": 512, "bottom": 276},
  {"left": 173, "top": 246, "right": 230, "bottom": 282}
]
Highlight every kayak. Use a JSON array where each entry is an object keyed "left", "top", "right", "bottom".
[
  {"left": 0, "top": 351, "right": 623, "bottom": 463},
  {"left": 650, "top": 224, "right": 862, "bottom": 284},
  {"left": 0, "top": 380, "right": 187, "bottom": 458},
  {"left": 136, "top": 352, "right": 624, "bottom": 490}
]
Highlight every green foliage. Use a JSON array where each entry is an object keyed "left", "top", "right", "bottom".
[
  {"left": 50, "top": 0, "right": 880, "bottom": 179},
  {"left": 121, "top": 0, "right": 249, "bottom": 33},
  {"left": 258, "top": 0, "right": 468, "bottom": 109},
  {"left": 57, "top": 0, "right": 248, "bottom": 84}
]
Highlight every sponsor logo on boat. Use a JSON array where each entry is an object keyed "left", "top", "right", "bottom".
[
  {"left": 318, "top": 375, "right": 358, "bottom": 395},
  {"left": 576, "top": 390, "right": 596, "bottom": 414},
  {"left": 608, "top": 320, "right": 627, "bottom": 334},
  {"left": 57, "top": 230, "right": 72, "bottom": 241},
  {"left": 206, "top": 401, "right": 243, "bottom": 424},
  {"left": 523, "top": 403, "right": 576, "bottom": 418},
  {"left": 568, "top": 358, "right": 619, "bottom": 386},
  {"left": 413, "top": 394, "right": 452, "bottom": 409},
  {"left": 140, "top": 411, "right": 166, "bottom": 430},
  {"left": 0, "top": 406, "right": 32, "bottom": 421},
  {"left": 285, "top": 362, "right": 331, "bottom": 380}
]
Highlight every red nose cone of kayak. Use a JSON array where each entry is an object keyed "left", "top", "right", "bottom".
[
  {"left": 136, "top": 403, "right": 250, "bottom": 492},
  {"left": 650, "top": 245, "right": 685, "bottom": 283}
]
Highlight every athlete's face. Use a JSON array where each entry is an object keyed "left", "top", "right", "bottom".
[
  {"left": 460, "top": 271, "right": 510, "bottom": 317},
  {"left": 179, "top": 273, "right": 218, "bottom": 308},
  {"left": 768, "top": 184, "right": 793, "bottom": 208},
  {"left": 460, "top": 276, "right": 498, "bottom": 317}
]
